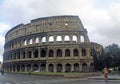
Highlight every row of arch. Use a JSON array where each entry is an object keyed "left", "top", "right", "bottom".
[
  {"left": 4, "top": 48, "right": 92, "bottom": 61},
  {"left": 5, "top": 34, "right": 89, "bottom": 51},
  {"left": 5, "top": 63, "right": 95, "bottom": 72},
  {"left": 25, "top": 35, "right": 85, "bottom": 45}
]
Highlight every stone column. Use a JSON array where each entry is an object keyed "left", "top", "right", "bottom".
[
  {"left": 79, "top": 63, "right": 82, "bottom": 72},
  {"left": 71, "top": 64, "right": 74, "bottom": 72},
  {"left": 84, "top": 35, "right": 90, "bottom": 43},
  {"left": 25, "top": 65, "right": 27, "bottom": 72},
  {"left": 78, "top": 35, "right": 80, "bottom": 43},
  {"left": 31, "top": 49, "right": 34, "bottom": 58},
  {"left": 70, "top": 35, "right": 72, "bottom": 43},
  {"left": 54, "top": 35, "right": 57, "bottom": 43},
  {"left": 33, "top": 37, "right": 36, "bottom": 45},
  {"left": 25, "top": 48, "right": 28, "bottom": 59},
  {"left": 62, "top": 48, "right": 65, "bottom": 59},
  {"left": 39, "top": 36, "right": 42, "bottom": 45},
  {"left": 86, "top": 48, "right": 90, "bottom": 57},
  {"left": 62, "top": 35, "right": 64, "bottom": 43},
  {"left": 46, "top": 63, "right": 48, "bottom": 72},
  {"left": 71, "top": 48, "right": 73, "bottom": 58},
  {"left": 46, "top": 36, "right": 49, "bottom": 44},
  {"left": 38, "top": 47, "right": 41, "bottom": 58},
  {"left": 62, "top": 63, "right": 65, "bottom": 72},
  {"left": 54, "top": 64, "right": 57, "bottom": 72}
]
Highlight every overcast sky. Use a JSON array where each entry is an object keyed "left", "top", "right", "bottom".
[{"left": 0, "top": 0, "right": 120, "bottom": 62}]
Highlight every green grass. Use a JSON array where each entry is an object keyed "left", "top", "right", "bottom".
[{"left": 6, "top": 71, "right": 98, "bottom": 75}]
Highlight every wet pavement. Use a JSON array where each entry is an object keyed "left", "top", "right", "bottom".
[{"left": 0, "top": 73, "right": 120, "bottom": 84}]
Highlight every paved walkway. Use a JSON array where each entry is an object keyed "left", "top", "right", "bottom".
[{"left": 87, "top": 74, "right": 120, "bottom": 80}]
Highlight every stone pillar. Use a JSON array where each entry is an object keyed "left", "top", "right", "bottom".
[
  {"left": 86, "top": 48, "right": 90, "bottom": 57},
  {"left": 31, "top": 49, "right": 34, "bottom": 58},
  {"left": 79, "top": 48, "right": 82, "bottom": 58},
  {"left": 46, "top": 36, "right": 49, "bottom": 44},
  {"left": 31, "top": 64, "right": 33, "bottom": 71},
  {"left": 70, "top": 35, "right": 72, "bottom": 43},
  {"left": 71, "top": 64, "right": 74, "bottom": 72},
  {"left": 54, "top": 35, "right": 57, "bottom": 43},
  {"left": 38, "top": 47, "right": 41, "bottom": 58},
  {"left": 62, "top": 63, "right": 65, "bottom": 72},
  {"left": 62, "top": 48, "right": 65, "bottom": 59},
  {"left": 79, "top": 63, "right": 82, "bottom": 72},
  {"left": 71, "top": 48, "right": 73, "bottom": 58},
  {"left": 54, "top": 64, "right": 57, "bottom": 72},
  {"left": 78, "top": 35, "right": 80, "bottom": 43},
  {"left": 25, "top": 65, "right": 27, "bottom": 72},
  {"left": 62, "top": 35, "right": 64, "bottom": 43},
  {"left": 33, "top": 37, "right": 36, "bottom": 45},
  {"left": 53, "top": 48, "right": 56, "bottom": 59},
  {"left": 46, "top": 63, "right": 48, "bottom": 72},
  {"left": 84, "top": 35, "right": 90, "bottom": 43},
  {"left": 39, "top": 36, "right": 42, "bottom": 45}
]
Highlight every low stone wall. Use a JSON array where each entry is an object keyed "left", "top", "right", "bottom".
[{"left": 63, "top": 73, "right": 101, "bottom": 78}]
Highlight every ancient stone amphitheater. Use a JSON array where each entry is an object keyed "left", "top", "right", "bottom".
[{"left": 3, "top": 15, "right": 103, "bottom": 72}]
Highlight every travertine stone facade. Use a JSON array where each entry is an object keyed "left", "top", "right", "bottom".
[{"left": 3, "top": 15, "right": 103, "bottom": 72}]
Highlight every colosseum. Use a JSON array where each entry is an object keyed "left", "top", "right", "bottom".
[{"left": 3, "top": 15, "right": 103, "bottom": 73}]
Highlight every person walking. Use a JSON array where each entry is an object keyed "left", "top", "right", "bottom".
[
  {"left": 1, "top": 69, "right": 4, "bottom": 75},
  {"left": 104, "top": 66, "right": 108, "bottom": 80}
]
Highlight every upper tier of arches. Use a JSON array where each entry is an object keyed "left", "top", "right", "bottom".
[
  {"left": 5, "top": 15, "right": 85, "bottom": 42},
  {"left": 4, "top": 32, "right": 90, "bottom": 52}
]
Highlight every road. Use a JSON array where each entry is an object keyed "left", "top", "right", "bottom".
[{"left": 0, "top": 73, "right": 120, "bottom": 84}]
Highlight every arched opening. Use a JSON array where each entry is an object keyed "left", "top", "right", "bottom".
[
  {"left": 49, "top": 49, "right": 54, "bottom": 57},
  {"left": 14, "top": 53, "right": 16, "bottom": 59},
  {"left": 21, "top": 65, "right": 25, "bottom": 72},
  {"left": 42, "top": 37, "right": 46, "bottom": 43},
  {"left": 17, "top": 65, "right": 20, "bottom": 72},
  {"left": 65, "top": 63, "right": 71, "bottom": 72},
  {"left": 27, "top": 64, "right": 31, "bottom": 71},
  {"left": 73, "top": 49, "right": 78, "bottom": 56},
  {"left": 57, "top": 64, "right": 62, "bottom": 72},
  {"left": 65, "top": 49, "right": 70, "bottom": 57},
  {"left": 28, "top": 51, "right": 32, "bottom": 58},
  {"left": 34, "top": 49, "right": 38, "bottom": 58},
  {"left": 35, "top": 37, "right": 39, "bottom": 43},
  {"left": 64, "top": 35, "right": 70, "bottom": 41},
  {"left": 33, "top": 64, "right": 38, "bottom": 71},
  {"left": 48, "top": 64, "right": 54, "bottom": 72},
  {"left": 40, "top": 64, "right": 46, "bottom": 72},
  {"left": 22, "top": 51, "right": 25, "bottom": 59},
  {"left": 82, "top": 49, "right": 86, "bottom": 56},
  {"left": 17, "top": 52, "right": 20, "bottom": 59},
  {"left": 81, "top": 36, "right": 84, "bottom": 42},
  {"left": 29, "top": 39, "right": 33, "bottom": 44},
  {"left": 49, "top": 36, "right": 54, "bottom": 42},
  {"left": 74, "top": 63, "right": 79, "bottom": 72},
  {"left": 41, "top": 49, "right": 46, "bottom": 57},
  {"left": 82, "top": 63, "right": 87, "bottom": 72},
  {"left": 57, "top": 49, "right": 62, "bottom": 57},
  {"left": 24, "top": 40, "right": 27, "bottom": 46},
  {"left": 10, "top": 66, "right": 12, "bottom": 71},
  {"left": 13, "top": 65, "right": 15, "bottom": 72},
  {"left": 72, "top": 35, "right": 77, "bottom": 42},
  {"left": 56, "top": 36, "right": 62, "bottom": 42},
  {"left": 89, "top": 63, "right": 94, "bottom": 72}
]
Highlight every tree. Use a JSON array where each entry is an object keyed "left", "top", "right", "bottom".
[
  {"left": 91, "top": 48, "right": 104, "bottom": 71},
  {"left": 103, "top": 44, "right": 120, "bottom": 68}
]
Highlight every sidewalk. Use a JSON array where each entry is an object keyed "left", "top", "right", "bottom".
[{"left": 87, "top": 74, "right": 120, "bottom": 80}]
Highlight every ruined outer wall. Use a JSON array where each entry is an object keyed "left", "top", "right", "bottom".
[{"left": 5, "top": 15, "right": 84, "bottom": 42}]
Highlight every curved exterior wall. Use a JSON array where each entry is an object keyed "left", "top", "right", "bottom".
[{"left": 3, "top": 15, "right": 103, "bottom": 72}]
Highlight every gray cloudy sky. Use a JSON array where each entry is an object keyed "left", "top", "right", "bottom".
[{"left": 0, "top": 0, "right": 120, "bottom": 62}]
